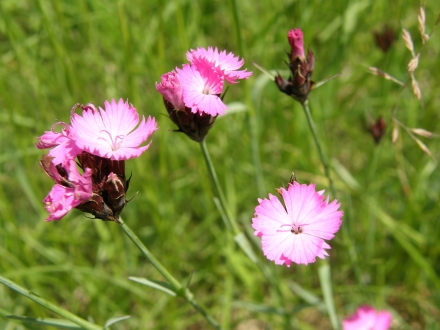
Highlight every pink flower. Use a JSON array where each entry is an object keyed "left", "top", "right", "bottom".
[
  {"left": 156, "top": 70, "right": 185, "bottom": 110},
  {"left": 288, "top": 28, "right": 305, "bottom": 59},
  {"left": 42, "top": 159, "right": 93, "bottom": 221},
  {"left": 176, "top": 61, "right": 227, "bottom": 116},
  {"left": 36, "top": 122, "right": 81, "bottom": 166},
  {"left": 343, "top": 306, "right": 392, "bottom": 330},
  {"left": 186, "top": 46, "right": 252, "bottom": 84},
  {"left": 252, "top": 182, "right": 343, "bottom": 266},
  {"left": 70, "top": 98, "right": 158, "bottom": 160}
]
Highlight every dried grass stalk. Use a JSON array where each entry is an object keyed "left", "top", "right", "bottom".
[
  {"left": 408, "top": 55, "right": 419, "bottom": 72},
  {"left": 418, "top": 7, "right": 426, "bottom": 35},
  {"left": 411, "top": 128, "right": 435, "bottom": 138},
  {"left": 410, "top": 74, "right": 422, "bottom": 100},
  {"left": 413, "top": 137, "right": 433, "bottom": 157},
  {"left": 368, "top": 67, "right": 405, "bottom": 86},
  {"left": 392, "top": 124, "right": 399, "bottom": 144},
  {"left": 402, "top": 29, "right": 415, "bottom": 56}
]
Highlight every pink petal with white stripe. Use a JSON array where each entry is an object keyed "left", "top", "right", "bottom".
[{"left": 71, "top": 98, "right": 158, "bottom": 160}]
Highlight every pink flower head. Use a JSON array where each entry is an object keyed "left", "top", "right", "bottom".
[
  {"left": 70, "top": 98, "right": 158, "bottom": 160},
  {"left": 176, "top": 61, "right": 227, "bottom": 116},
  {"left": 43, "top": 159, "right": 93, "bottom": 221},
  {"left": 155, "top": 70, "right": 185, "bottom": 110},
  {"left": 36, "top": 122, "right": 81, "bottom": 166},
  {"left": 343, "top": 306, "right": 392, "bottom": 330},
  {"left": 288, "top": 28, "right": 305, "bottom": 59},
  {"left": 252, "top": 182, "right": 343, "bottom": 266},
  {"left": 186, "top": 46, "right": 252, "bottom": 84}
]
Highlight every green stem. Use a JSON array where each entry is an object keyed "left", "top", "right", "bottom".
[
  {"left": 199, "top": 140, "right": 239, "bottom": 235},
  {"left": 200, "top": 140, "right": 291, "bottom": 329},
  {"left": 301, "top": 101, "right": 335, "bottom": 197},
  {"left": 0, "top": 276, "right": 102, "bottom": 330},
  {"left": 119, "top": 218, "right": 221, "bottom": 330},
  {"left": 301, "top": 101, "right": 339, "bottom": 329}
]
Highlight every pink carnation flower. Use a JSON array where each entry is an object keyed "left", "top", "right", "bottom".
[
  {"left": 43, "top": 160, "right": 93, "bottom": 221},
  {"left": 71, "top": 98, "right": 158, "bottom": 160},
  {"left": 36, "top": 123, "right": 81, "bottom": 166},
  {"left": 343, "top": 306, "right": 392, "bottom": 330},
  {"left": 176, "top": 61, "right": 227, "bottom": 116},
  {"left": 186, "top": 46, "right": 252, "bottom": 84},
  {"left": 288, "top": 28, "right": 305, "bottom": 59},
  {"left": 156, "top": 70, "right": 186, "bottom": 110},
  {"left": 252, "top": 182, "right": 343, "bottom": 266}
]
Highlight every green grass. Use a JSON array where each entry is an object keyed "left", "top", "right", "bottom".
[{"left": 1, "top": 0, "right": 440, "bottom": 329}]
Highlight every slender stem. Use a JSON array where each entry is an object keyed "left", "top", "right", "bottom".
[
  {"left": 0, "top": 276, "right": 102, "bottom": 330},
  {"left": 199, "top": 140, "right": 239, "bottom": 235},
  {"left": 119, "top": 218, "right": 221, "bottom": 330},
  {"left": 200, "top": 140, "right": 291, "bottom": 328},
  {"left": 301, "top": 101, "right": 335, "bottom": 197},
  {"left": 300, "top": 101, "right": 339, "bottom": 329}
]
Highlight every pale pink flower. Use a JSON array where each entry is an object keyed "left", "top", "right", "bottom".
[
  {"left": 43, "top": 160, "right": 93, "bottom": 221},
  {"left": 343, "top": 306, "right": 392, "bottom": 330},
  {"left": 186, "top": 46, "right": 252, "bottom": 84},
  {"left": 155, "top": 70, "right": 186, "bottom": 110},
  {"left": 252, "top": 182, "right": 343, "bottom": 266},
  {"left": 176, "top": 62, "right": 227, "bottom": 116},
  {"left": 36, "top": 123, "right": 81, "bottom": 166},
  {"left": 71, "top": 98, "right": 158, "bottom": 160},
  {"left": 288, "top": 28, "right": 305, "bottom": 59}
]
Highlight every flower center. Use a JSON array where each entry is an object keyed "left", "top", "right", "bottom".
[
  {"left": 99, "top": 129, "right": 125, "bottom": 151},
  {"left": 278, "top": 223, "right": 308, "bottom": 235}
]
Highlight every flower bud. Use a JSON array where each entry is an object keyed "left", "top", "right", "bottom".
[
  {"left": 275, "top": 28, "right": 315, "bottom": 104},
  {"left": 162, "top": 98, "right": 216, "bottom": 142},
  {"left": 368, "top": 116, "right": 386, "bottom": 144},
  {"left": 288, "top": 28, "right": 305, "bottom": 60}
]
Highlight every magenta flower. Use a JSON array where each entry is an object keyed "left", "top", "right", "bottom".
[
  {"left": 42, "top": 159, "right": 93, "bottom": 221},
  {"left": 343, "top": 306, "right": 392, "bottom": 330},
  {"left": 36, "top": 123, "right": 81, "bottom": 166},
  {"left": 252, "top": 182, "right": 343, "bottom": 266},
  {"left": 288, "top": 28, "right": 305, "bottom": 59},
  {"left": 71, "top": 99, "right": 158, "bottom": 160},
  {"left": 186, "top": 46, "right": 252, "bottom": 84},
  {"left": 176, "top": 61, "right": 227, "bottom": 116},
  {"left": 156, "top": 70, "right": 185, "bottom": 111}
]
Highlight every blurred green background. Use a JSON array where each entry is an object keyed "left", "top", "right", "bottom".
[{"left": 1, "top": 0, "right": 439, "bottom": 329}]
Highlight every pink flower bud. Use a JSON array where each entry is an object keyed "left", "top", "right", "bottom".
[{"left": 288, "top": 28, "right": 305, "bottom": 59}]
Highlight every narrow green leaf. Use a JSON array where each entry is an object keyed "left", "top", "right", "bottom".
[
  {"left": 128, "top": 277, "right": 176, "bottom": 296},
  {"left": 233, "top": 301, "right": 285, "bottom": 315},
  {"left": 318, "top": 262, "right": 340, "bottom": 330},
  {"left": 0, "top": 276, "right": 102, "bottom": 330},
  {"left": 7, "top": 316, "right": 82, "bottom": 329},
  {"left": 234, "top": 232, "right": 258, "bottom": 263},
  {"left": 104, "top": 315, "right": 131, "bottom": 329}
]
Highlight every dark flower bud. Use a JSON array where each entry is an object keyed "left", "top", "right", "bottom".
[
  {"left": 276, "top": 28, "right": 315, "bottom": 104},
  {"left": 369, "top": 116, "right": 386, "bottom": 144}
]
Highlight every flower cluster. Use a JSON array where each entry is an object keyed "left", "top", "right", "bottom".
[
  {"left": 275, "top": 28, "right": 315, "bottom": 104},
  {"left": 343, "top": 306, "right": 392, "bottom": 330},
  {"left": 252, "top": 181, "right": 343, "bottom": 266},
  {"left": 37, "top": 99, "right": 158, "bottom": 222},
  {"left": 156, "top": 47, "right": 252, "bottom": 142}
]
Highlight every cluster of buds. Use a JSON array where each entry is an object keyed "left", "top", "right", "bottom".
[
  {"left": 36, "top": 99, "right": 158, "bottom": 222},
  {"left": 275, "top": 28, "right": 315, "bottom": 104},
  {"left": 156, "top": 47, "right": 252, "bottom": 142}
]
